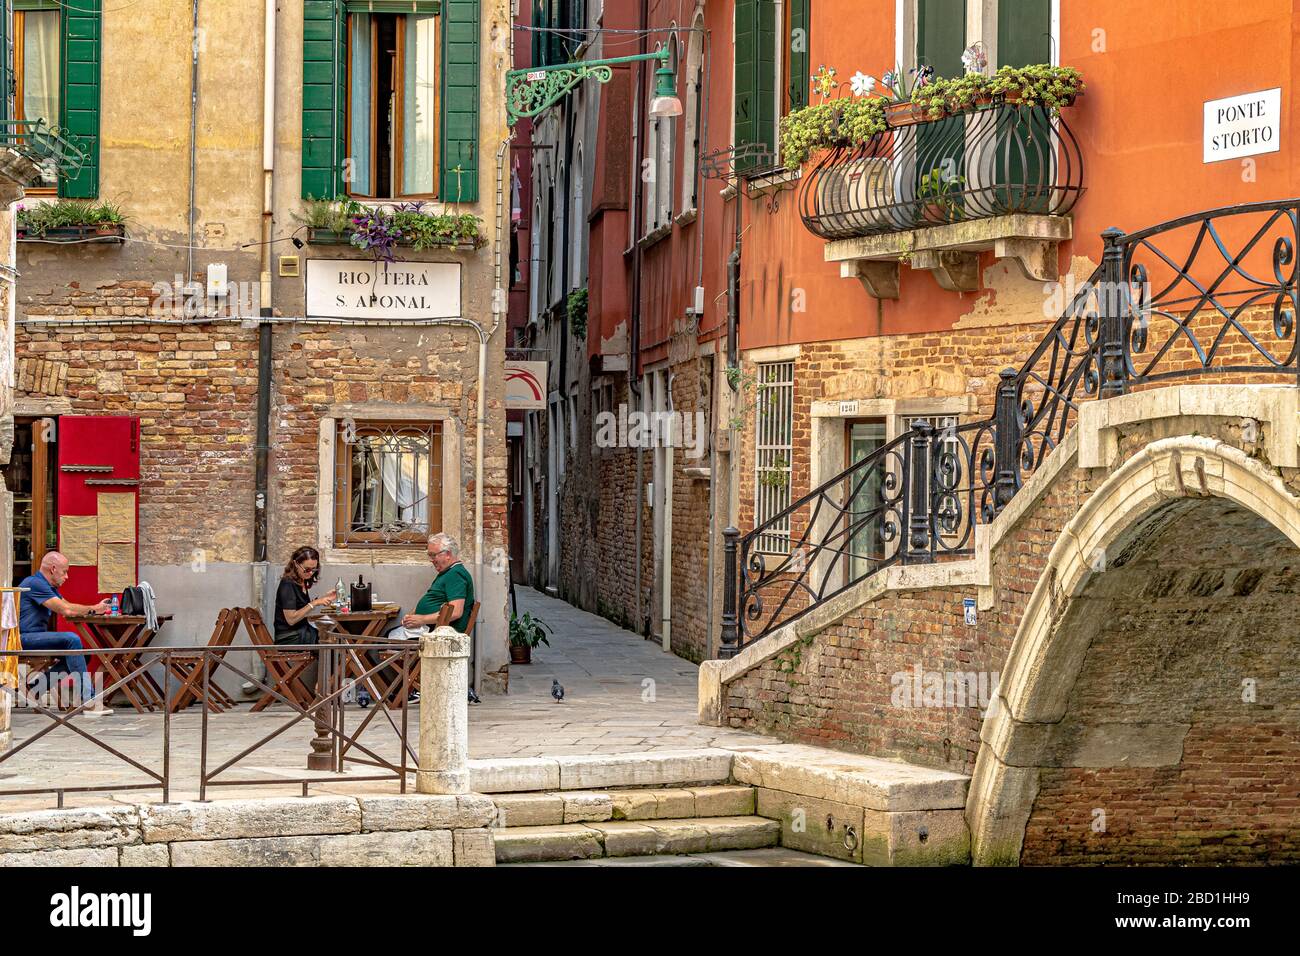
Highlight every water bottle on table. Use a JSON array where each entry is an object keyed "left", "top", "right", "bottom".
[{"left": 109, "top": 595, "right": 120, "bottom": 616}]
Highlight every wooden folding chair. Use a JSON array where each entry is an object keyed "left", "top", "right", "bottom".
[
  {"left": 377, "top": 600, "right": 480, "bottom": 708},
  {"left": 239, "top": 608, "right": 317, "bottom": 712},
  {"left": 166, "top": 608, "right": 241, "bottom": 713}
]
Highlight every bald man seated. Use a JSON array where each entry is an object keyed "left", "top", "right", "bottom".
[{"left": 19, "top": 552, "right": 113, "bottom": 713}]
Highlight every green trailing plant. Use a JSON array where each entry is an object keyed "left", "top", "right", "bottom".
[
  {"left": 509, "top": 611, "right": 553, "bottom": 649},
  {"left": 780, "top": 64, "right": 1084, "bottom": 167},
  {"left": 725, "top": 366, "right": 761, "bottom": 431},
  {"left": 567, "top": 287, "right": 589, "bottom": 339},
  {"left": 758, "top": 454, "right": 791, "bottom": 489}
]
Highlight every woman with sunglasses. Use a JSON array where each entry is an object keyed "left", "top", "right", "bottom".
[{"left": 274, "top": 546, "right": 337, "bottom": 645}]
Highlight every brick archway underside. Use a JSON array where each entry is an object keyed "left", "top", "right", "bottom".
[{"left": 1018, "top": 497, "right": 1300, "bottom": 864}]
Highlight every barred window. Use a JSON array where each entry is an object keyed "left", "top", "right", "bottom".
[
  {"left": 334, "top": 421, "right": 442, "bottom": 547},
  {"left": 754, "top": 360, "right": 795, "bottom": 553}
]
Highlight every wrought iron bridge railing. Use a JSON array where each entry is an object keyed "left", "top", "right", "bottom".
[
  {"left": 798, "top": 101, "right": 1084, "bottom": 241},
  {"left": 720, "top": 198, "right": 1300, "bottom": 655}
]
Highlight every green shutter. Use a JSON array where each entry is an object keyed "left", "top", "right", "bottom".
[
  {"left": 787, "top": 0, "right": 809, "bottom": 112},
  {"left": 0, "top": 0, "right": 10, "bottom": 125},
  {"left": 916, "top": 0, "right": 965, "bottom": 78},
  {"left": 59, "top": 0, "right": 101, "bottom": 198},
  {"left": 301, "top": 0, "right": 346, "bottom": 200},
  {"left": 997, "top": 0, "right": 1050, "bottom": 66},
  {"left": 997, "top": 0, "right": 1051, "bottom": 213},
  {"left": 440, "top": 0, "right": 478, "bottom": 202},
  {"left": 734, "top": 0, "right": 775, "bottom": 174}
]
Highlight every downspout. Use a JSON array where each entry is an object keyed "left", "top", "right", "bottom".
[
  {"left": 253, "top": 0, "right": 275, "bottom": 612},
  {"left": 630, "top": 0, "right": 648, "bottom": 636},
  {"left": 187, "top": 0, "right": 201, "bottom": 283}
]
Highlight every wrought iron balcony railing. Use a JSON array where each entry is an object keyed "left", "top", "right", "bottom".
[
  {"left": 0, "top": 119, "right": 88, "bottom": 185},
  {"left": 720, "top": 198, "right": 1300, "bottom": 655},
  {"left": 797, "top": 101, "right": 1084, "bottom": 241}
]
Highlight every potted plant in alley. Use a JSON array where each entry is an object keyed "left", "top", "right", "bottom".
[{"left": 509, "top": 611, "right": 552, "bottom": 665}]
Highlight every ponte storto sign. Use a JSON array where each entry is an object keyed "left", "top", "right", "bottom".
[
  {"left": 1203, "top": 88, "right": 1281, "bottom": 163},
  {"left": 305, "top": 259, "right": 462, "bottom": 319}
]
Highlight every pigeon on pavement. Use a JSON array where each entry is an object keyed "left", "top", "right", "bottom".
[
  {"left": 551, "top": 679, "right": 565, "bottom": 702},
  {"left": 468, "top": 687, "right": 481, "bottom": 704}
]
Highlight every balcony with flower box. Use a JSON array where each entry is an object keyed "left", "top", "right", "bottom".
[{"left": 786, "top": 65, "right": 1085, "bottom": 297}]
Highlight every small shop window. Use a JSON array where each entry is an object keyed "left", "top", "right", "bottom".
[{"left": 334, "top": 420, "right": 442, "bottom": 547}]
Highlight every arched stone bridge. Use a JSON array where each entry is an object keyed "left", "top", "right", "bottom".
[
  {"left": 703, "top": 385, "right": 1300, "bottom": 865},
  {"left": 703, "top": 199, "right": 1300, "bottom": 865}
]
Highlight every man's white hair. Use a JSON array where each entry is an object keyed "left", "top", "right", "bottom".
[{"left": 429, "top": 532, "right": 460, "bottom": 558}]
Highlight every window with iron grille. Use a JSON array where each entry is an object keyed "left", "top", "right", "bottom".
[
  {"left": 754, "top": 360, "right": 794, "bottom": 553},
  {"left": 334, "top": 421, "right": 442, "bottom": 547}
]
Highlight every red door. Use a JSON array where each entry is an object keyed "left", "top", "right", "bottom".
[{"left": 55, "top": 417, "right": 141, "bottom": 638}]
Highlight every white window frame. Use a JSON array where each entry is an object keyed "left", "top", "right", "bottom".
[{"left": 315, "top": 405, "right": 461, "bottom": 564}]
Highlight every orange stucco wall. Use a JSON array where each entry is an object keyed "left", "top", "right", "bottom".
[{"left": 728, "top": 0, "right": 1300, "bottom": 353}]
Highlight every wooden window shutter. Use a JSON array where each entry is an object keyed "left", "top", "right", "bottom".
[
  {"left": 786, "top": 0, "right": 809, "bottom": 113},
  {"left": 59, "top": 0, "right": 101, "bottom": 198},
  {"left": 916, "top": 0, "right": 966, "bottom": 77},
  {"left": 997, "top": 0, "right": 1050, "bottom": 66},
  {"left": 734, "top": 0, "right": 776, "bottom": 175},
  {"left": 301, "top": 0, "right": 347, "bottom": 200},
  {"left": 440, "top": 0, "right": 479, "bottom": 202},
  {"left": 0, "top": 0, "right": 10, "bottom": 125}
]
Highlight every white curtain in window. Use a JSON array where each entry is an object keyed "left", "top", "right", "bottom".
[
  {"left": 379, "top": 450, "right": 429, "bottom": 529},
  {"left": 349, "top": 14, "right": 373, "bottom": 195},
  {"left": 23, "top": 11, "right": 60, "bottom": 129},
  {"left": 402, "top": 14, "right": 437, "bottom": 195}
]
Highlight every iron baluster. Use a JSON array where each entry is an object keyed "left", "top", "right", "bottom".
[
  {"left": 907, "top": 422, "right": 934, "bottom": 560},
  {"left": 1099, "top": 226, "right": 1129, "bottom": 398},
  {"left": 993, "top": 368, "right": 1022, "bottom": 510},
  {"left": 719, "top": 526, "right": 741, "bottom": 658}
]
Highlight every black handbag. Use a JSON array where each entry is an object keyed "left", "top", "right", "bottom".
[{"left": 119, "top": 586, "right": 145, "bottom": 615}]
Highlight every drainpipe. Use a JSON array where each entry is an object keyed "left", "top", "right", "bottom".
[
  {"left": 187, "top": 0, "right": 201, "bottom": 284},
  {"left": 253, "top": 0, "right": 275, "bottom": 609},
  {"left": 630, "top": 0, "right": 648, "bottom": 635}
]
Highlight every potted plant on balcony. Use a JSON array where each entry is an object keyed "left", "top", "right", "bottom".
[
  {"left": 509, "top": 611, "right": 552, "bottom": 665},
  {"left": 917, "top": 167, "right": 965, "bottom": 224}
]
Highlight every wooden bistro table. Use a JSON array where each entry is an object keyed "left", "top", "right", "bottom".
[
  {"left": 65, "top": 613, "right": 173, "bottom": 713},
  {"left": 312, "top": 606, "right": 407, "bottom": 708}
]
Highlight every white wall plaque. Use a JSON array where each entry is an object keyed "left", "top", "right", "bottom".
[
  {"left": 305, "top": 259, "right": 462, "bottom": 319},
  {"left": 1204, "top": 88, "right": 1281, "bottom": 163}
]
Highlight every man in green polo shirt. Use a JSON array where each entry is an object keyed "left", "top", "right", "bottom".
[{"left": 403, "top": 532, "right": 475, "bottom": 633}]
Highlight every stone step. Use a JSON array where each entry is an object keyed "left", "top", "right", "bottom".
[
  {"left": 502, "top": 847, "right": 861, "bottom": 867},
  {"left": 491, "top": 785, "right": 755, "bottom": 828},
  {"left": 469, "top": 749, "right": 733, "bottom": 794},
  {"left": 494, "top": 816, "right": 780, "bottom": 863}
]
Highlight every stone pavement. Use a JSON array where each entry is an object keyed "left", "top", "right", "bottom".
[
  {"left": 471, "top": 586, "right": 780, "bottom": 757},
  {"left": 0, "top": 586, "right": 778, "bottom": 811}
]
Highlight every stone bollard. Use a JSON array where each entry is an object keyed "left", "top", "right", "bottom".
[{"left": 416, "top": 625, "right": 470, "bottom": 795}]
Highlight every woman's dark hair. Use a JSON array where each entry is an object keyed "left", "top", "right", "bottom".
[{"left": 283, "top": 546, "right": 322, "bottom": 588}]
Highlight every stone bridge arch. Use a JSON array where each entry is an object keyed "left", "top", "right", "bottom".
[{"left": 968, "top": 434, "right": 1300, "bottom": 865}]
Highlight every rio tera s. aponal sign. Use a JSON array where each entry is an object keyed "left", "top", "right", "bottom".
[
  {"left": 305, "top": 259, "right": 462, "bottom": 319},
  {"left": 1203, "top": 88, "right": 1281, "bottom": 163}
]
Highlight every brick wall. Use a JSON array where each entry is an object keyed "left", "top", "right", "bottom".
[{"left": 15, "top": 281, "right": 506, "bottom": 572}]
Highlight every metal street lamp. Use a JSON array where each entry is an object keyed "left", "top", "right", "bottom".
[{"left": 506, "top": 45, "right": 680, "bottom": 126}]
